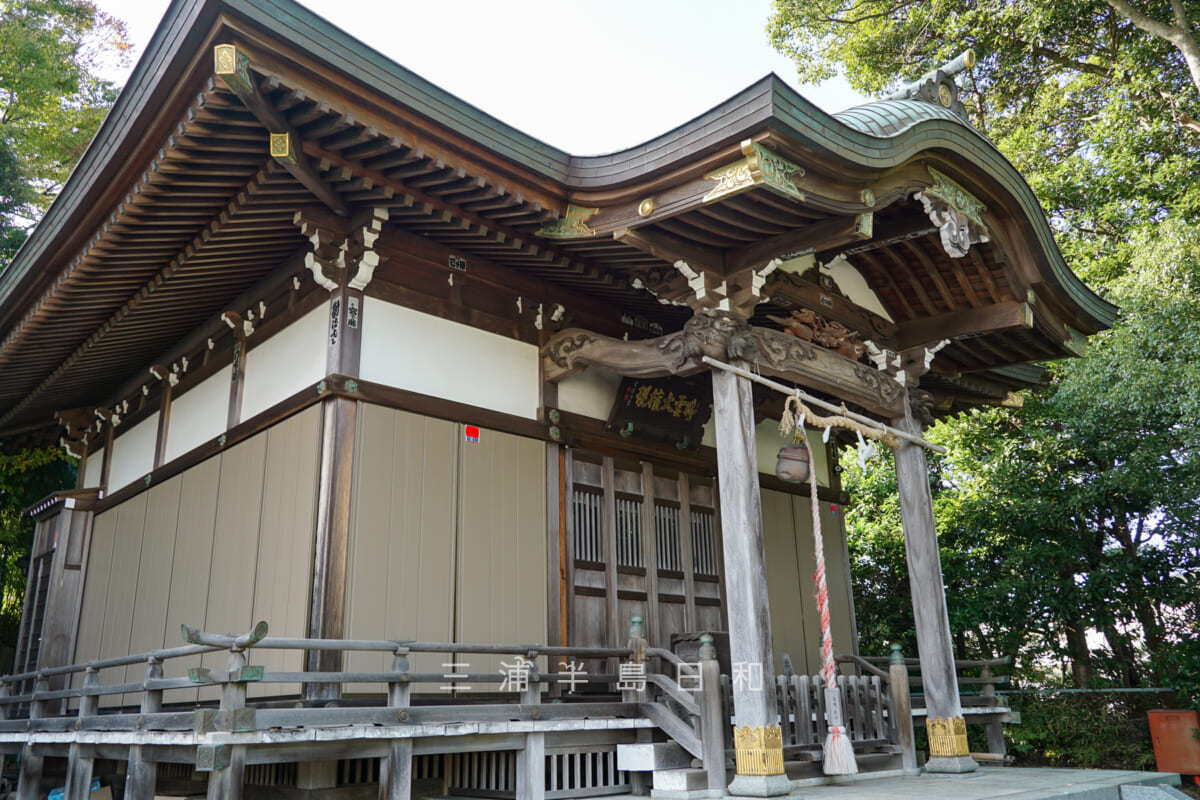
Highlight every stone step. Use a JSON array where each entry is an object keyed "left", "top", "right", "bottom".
[
  {"left": 1120, "top": 785, "right": 1192, "bottom": 800},
  {"left": 617, "top": 741, "right": 695, "bottom": 772},
  {"left": 652, "top": 768, "right": 709, "bottom": 792}
]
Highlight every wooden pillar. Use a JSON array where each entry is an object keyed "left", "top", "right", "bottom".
[
  {"left": 16, "top": 677, "right": 48, "bottom": 800},
  {"left": 981, "top": 666, "right": 1007, "bottom": 757},
  {"left": 887, "top": 644, "right": 920, "bottom": 775},
  {"left": 700, "top": 634, "right": 729, "bottom": 790},
  {"left": 98, "top": 418, "right": 115, "bottom": 489},
  {"left": 64, "top": 668, "right": 99, "bottom": 799},
  {"left": 711, "top": 365, "right": 790, "bottom": 797},
  {"left": 625, "top": 619, "right": 651, "bottom": 797},
  {"left": 307, "top": 286, "right": 362, "bottom": 699},
  {"left": 307, "top": 394, "right": 356, "bottom": 699},
  {"left": 207, "top": 650, "right": 247, "bottom": 800},
  {"left": 517, "top": 657, "right": 545, "bottom": 800},
  {"left": 226, "top": 324, "right": 248, "bottom": 429},
  {"left": 892, "top": 406, "right": 976, "bottom": 774},
  {"left": 380, "top": 649, "right": 413, "bottom": 800},
  {"left": 151, "top": 367, "right": 174, "bottom": 469},
  {"left": 125, "top": 658, "right": 164, "bottom": 800}
]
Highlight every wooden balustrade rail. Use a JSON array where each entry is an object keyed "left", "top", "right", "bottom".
[{"left": 0, "top": 620, "right": 717, "bottom": 800}]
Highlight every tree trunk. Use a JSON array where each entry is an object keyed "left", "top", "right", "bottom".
[{"left": 1064, "top": 620, "right": 1093, "bottom": 689}]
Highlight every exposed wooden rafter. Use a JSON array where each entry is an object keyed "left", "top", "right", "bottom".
[{"left": 215, "top": 44, "right": 349, "bottom": 216}]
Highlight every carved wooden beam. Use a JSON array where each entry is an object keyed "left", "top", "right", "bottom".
[
  {"left": 751, "top": 327, "right": 905, "bottom": 417},
  {"left": 765, "top": 270, "right": 898, "bottom": 343},
  {"left": 214, "top": 44, "right": 350, "bottom": 216},
  {"left": 542, "top": 312, "right": 905, "bottom": 417},
  {"left": 542, "top": 309, "right": 754, "bottom": 382},
  {"left": 894, "top": 300, "right": 1033, "bottom": 351}
]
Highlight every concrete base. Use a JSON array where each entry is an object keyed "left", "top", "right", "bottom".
[
  {"left": 923, "top": 755, "right": 979, "bottom": 774},
  {"left": 650, "top": 768, "right": 727, "bottom": 799},
  {"left": 754, "top": 768, "right": 1183, "bottom": 800},
  {"left": 619, "top": 742, "right": 695, "bottom": 772},
  {"left": 1120, "top": 785, "right": 1191, "bottom": 800},
  {"left": 727, "top": 772, "right": 792, "bottom": 797}
]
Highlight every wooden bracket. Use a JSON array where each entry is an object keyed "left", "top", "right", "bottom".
[
  {"left": 915, "top": 168, "right": 990, "bottom": 258},
  {"left": 55, "top": 408, "right": 94, "bottom": 459},
  {"left": 294, "top": 206, "right": 388, "bottom": 291}
]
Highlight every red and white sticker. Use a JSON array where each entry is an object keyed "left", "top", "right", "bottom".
[{"left": 464, "top": 425, "right": 480, "bottom": 443}]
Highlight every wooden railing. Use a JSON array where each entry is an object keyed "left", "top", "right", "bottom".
[
  {"left": 844, "top": 648, "right": 1015, "bottom": 761},
  {"left": 2, "top": 627, "right": 984, "bottom": 797},
  {"left": 0, "top": 619, "right": 717, "bottom": 800}
]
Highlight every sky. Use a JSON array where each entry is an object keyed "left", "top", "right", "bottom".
[{"left": 93, "top": 0, "right": 869, "bottom": 155}]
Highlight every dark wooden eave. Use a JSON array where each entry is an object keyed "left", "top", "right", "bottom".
[{"left": 0, "top": 0, "right": 1116, "bottom": 438}]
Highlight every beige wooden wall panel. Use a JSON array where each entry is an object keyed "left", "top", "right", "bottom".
[
  {"left": 782, "top": 493, "right": 858, "bottom": 675},
  {"left": 72, "top": 411, "right": 322, "bottom": 705},
  {"left": 72, "top": 510, "right": 117, "bottom": 690},
  {"left": 250, "top": 405, "right": 320, "bottom": 698},
  {"left": 97, "top": 493, "right": 148, "bottom": 707},
  {"left": 819, "top": 501, "right": 858, "bottom": 661},
  {"left": 123, "top": 476, "right": 182, "bottom": 695},
  {"left": 346, "top": 405, "right": 458, "bottom": 691},
  {"left": 457, "top": 428, "right": 547, "bottom": 679},
  {"left": 198, "top": 432, "right": 268, "bottom": 701},
  {"left": 761, "top": 488, "right": 810, "bottom": 676},
  {"left": 163, "top": 456, "right": 221, "bottom": 704}
]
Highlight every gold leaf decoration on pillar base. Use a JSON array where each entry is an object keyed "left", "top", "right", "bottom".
[
  {"left": 733, "top": 725, "right": 785, "bottom": 775},
  {"left": 927, "top": 716, "right": 970, "bottom": 757}
]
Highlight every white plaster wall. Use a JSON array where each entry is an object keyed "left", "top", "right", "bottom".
[
  {"left": 164, "top": 364, "right": 233, "bottom": 463},
  {"left": 360, "top": 298, "right": 540, "bottom": 420},
  {"left": 82, "top": 448, "right": 104, "bottom": 489},
  {"left": 557, "top": 366, "right": 621, "bottom": 420},
  {"left": 241, "top": 305, "right": 328, "bottom": 421},
  {"left": 107, "top": 413, "right": 159, "bottom": 491},
  {"left": 702, "top": 419, "right": 830, "bottom": 487}
]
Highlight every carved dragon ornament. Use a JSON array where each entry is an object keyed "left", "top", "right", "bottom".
[{"left": 542, "top": 309, "right": 758, "bottom": 383}]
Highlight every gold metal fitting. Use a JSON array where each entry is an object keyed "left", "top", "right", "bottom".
[
  {"left": 733, "top": 725, "right": 785, "bottom": 775},
  {"left": 927, "top": 716, "right": 970, "bottom": 757}
]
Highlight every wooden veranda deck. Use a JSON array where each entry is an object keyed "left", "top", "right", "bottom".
[{"left": 0, "top": 622, "right": 922, "bottom": 799}]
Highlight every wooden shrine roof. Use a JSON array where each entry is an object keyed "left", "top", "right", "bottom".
[{"left": 0, "top": 0, "right": 1115, "bottom": 441}]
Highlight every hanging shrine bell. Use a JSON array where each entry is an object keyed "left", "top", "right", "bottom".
[{"left": 775, "top": 443, "right": 810, "bottom": 483}]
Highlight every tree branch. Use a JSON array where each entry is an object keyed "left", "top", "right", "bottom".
[
  {"left": 1105, "top": 0, "right": 1178, "bottom": 41},
  {"left": 1106, "top": 0, "right": 1200, "bottom": 98}
]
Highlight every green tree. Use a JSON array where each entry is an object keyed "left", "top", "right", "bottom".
[
  {"left": 0, "top": 0, "right": 125, "bottom": 654},
  {"left": 0, "top": 0, "right": 130, "bottom": 262},
  {"left": 0, "top": 448, "right": 74, "bottom": 646},
  {"left": 768, "top": 0, "right": 1200, "bottom": 699}
]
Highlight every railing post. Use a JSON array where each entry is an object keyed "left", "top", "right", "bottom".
[
  {"left": 126, "top": 657, "right": 164, "bottom": 800},
  {"left": 699, "top": 634, "right": 728, "bottom": 791},
  {"left": 206, "top": 649, "right": 248, "bottom": 800},
  {"left": 980, "top": 665, "right": 1006, "bottom": 758},
  {"left": 17, "top": 675, "right": 48, "bottom": 800},
  {"left": 624, "top": 616, "right": 650, "bottom": 796},
  {"left": 888, "top": 644, "right": 919, "bottom": 775},
  {"left": 64, "top": 667, "right": 100, "bottom": 799},
  {"left": 516, "top": 649, "right": 545, "bottom": 800},
  {"left": 380, "top": 647, "right": 413, "bottom": 800}
]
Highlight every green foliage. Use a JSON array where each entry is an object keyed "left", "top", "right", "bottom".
[
  {"left": 1005, "top": 692, "right": 1158, "bottom": 769},
  {"left": 0, "top": 448, "right": 74, "bottom": 643},
  {"left": 0, "top": 0, "right": 129, "bottom": 262},
  {"left": 772, "top": 0, "right": 1200, "bottom": 716}
]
